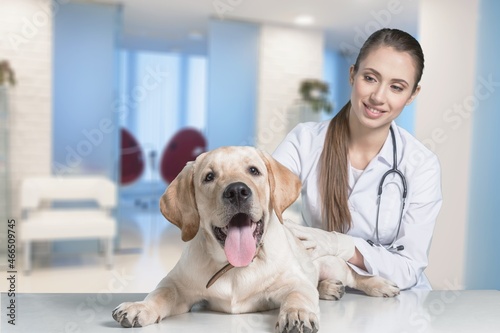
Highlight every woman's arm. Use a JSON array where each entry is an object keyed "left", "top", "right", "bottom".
[
  {"left": 348, "top": 154, "right": 442, "bottom": 290},
  {"left": 348, "top": 247, "right": 367, "bottom": 271},
  {"left": 272, "top": 124, "right": 305, "bottom": 177}
]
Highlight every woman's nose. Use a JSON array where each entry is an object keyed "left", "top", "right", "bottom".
[{"left": 370, "top": 85, "right": 386, "bottom": 104}]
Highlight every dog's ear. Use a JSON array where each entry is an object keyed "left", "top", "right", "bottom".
[
  {"left": 258, "top": 150, "right": 301, "bottom": 223},
  {"left": 160, "top": 161, "right": 200, "bottom": 241}
]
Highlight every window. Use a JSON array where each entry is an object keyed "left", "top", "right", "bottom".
[{"left": 118, "top": 50, "right": 207, "bottom": 182}]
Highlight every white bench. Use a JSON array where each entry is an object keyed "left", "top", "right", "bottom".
[{"left": 19, "top": 176, "right": 117, "bottom": 273}]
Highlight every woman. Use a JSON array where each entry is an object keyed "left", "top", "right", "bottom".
[{"left": 272, "top": 28, "right": 442, "bottom": 290}]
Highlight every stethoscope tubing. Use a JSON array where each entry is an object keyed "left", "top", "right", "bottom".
[{"left": 370, "top": 126, "right": 407, "bottom": 252}]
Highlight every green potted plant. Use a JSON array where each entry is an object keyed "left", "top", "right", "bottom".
[
  {"left": 0, "top": 60, "right": 16, "bottom": 86},
  {"left": 298, "top": 79, "right": 333, "bottom": 114}
]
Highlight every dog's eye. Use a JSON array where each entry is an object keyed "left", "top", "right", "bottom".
[
  {"left": 249, "top": 167, "right": 260, "bottom": 176},
  {"left": 204, "top": 172, "right": 215, "bottom": 182}
]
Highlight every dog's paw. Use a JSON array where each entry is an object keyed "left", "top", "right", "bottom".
[
  {"left": 112, "top": 301, "right": 161, "bottom": 328},
  {"left": 275, "top": 308, "right": 319, "bottom": 333},
  {"left": 318, "top": 279, "right": 345, "bottom": 300},
  {"left": 363, "top": 276, "right": 400, "bottom": 297}
]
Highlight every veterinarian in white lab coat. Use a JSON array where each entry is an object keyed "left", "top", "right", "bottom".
[{"left": 273, "top": 28, "right": 442, "bottom": 290}]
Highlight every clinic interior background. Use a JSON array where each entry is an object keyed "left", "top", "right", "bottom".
[{"left": 1, "top": 0, "right": 499, "bottom": 292}]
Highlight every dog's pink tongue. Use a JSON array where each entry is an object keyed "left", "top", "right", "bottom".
[{"left": 224, "top": 222, "right": 256, "bottom": 267}]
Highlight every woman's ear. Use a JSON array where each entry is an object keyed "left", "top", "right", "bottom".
[
  {"left": 406, "top": 85, "right": 421, "bottom": 105},
  {"left": 349, "top": 65, "right": 356, "bottom": 85}
]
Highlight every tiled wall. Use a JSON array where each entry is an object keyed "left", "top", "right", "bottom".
[
  {"left": 0, "top": 0, "right": 53, "bottom": 217},
  {"left": 256, "top": 25, "right": 324, "bottom": 154}
]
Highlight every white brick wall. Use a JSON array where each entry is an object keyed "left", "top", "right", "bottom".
[
  {"left": 256, "top": 25, "right": 324, "bottom": 153},
  {"left": 0, "top": 0, "right": 53, "bottom": 217}
]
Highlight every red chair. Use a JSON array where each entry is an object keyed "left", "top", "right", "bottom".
[
  {"left": 120, "top": 128, "right": 144, "bottom": 185},
  {"left": 160, "top": 128, "right": 207, "bottom": 183}
]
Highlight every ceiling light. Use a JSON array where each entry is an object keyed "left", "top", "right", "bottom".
[{"left": 294, "top": 15, "right": 314, "bottom": 26}]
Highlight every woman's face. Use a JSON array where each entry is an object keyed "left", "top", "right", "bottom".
[{"left": 349, "top": 46, "right": 420, "bottom": 131}]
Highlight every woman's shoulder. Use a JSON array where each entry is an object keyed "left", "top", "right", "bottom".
[
  {"left": 397, "top": 125, "right": 441, "bottom": 170},
  {"left": 287, "top": 120, "right": 330, "bottom": 144},
  {"left": 272, "top": 120, "right": 330, "bottom": 175}
]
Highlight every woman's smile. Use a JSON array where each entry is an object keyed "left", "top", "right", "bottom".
[{"left": 363, "top": 102, "right": 387, "bottom": 119}]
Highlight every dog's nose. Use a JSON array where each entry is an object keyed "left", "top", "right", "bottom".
[{"left": 223, "top": 182, "right": 252, "bottom": 206}]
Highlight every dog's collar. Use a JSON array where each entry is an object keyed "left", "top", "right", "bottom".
[
  {"left": 206, "top": 243, "right": 263, "bottom": 289},
  {"left": 206, "top": 263, "right": 234, "bottom": 289}
]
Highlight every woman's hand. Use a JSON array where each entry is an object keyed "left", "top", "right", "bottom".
[{"left": 284, "top": 221, "right": 355, "bottom": 261}]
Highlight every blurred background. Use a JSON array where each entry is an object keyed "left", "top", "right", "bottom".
[{"left": 0, "top": 0, "right": 499, "bottom": 293}]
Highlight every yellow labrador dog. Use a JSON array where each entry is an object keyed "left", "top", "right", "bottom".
[{"left": 112, "top": 146, "right": 399, "bottom": 332}]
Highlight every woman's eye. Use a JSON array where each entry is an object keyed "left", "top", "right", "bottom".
[
  {"left": 249, "top": 167, "right": 260, "bottom": 176},
  {"left": 391, "top": 85, "right": 404, "bottom": 92},
  {"left": 364, "top": 75, "right": 376, "bottom": 82},
  {"left": 204, "top": 172, "right": 215, "bottom": 182}
]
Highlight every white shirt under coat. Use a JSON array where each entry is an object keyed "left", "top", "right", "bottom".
[{"left": 272, "top": 120, "right": 443, "bottom": 290}]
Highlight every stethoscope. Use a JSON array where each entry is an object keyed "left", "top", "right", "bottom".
[{"left": 366, "top": 126, "right": 407, "bottom": 252}]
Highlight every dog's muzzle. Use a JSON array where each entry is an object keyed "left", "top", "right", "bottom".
[{"left": 213, "top": 182, "right": 264, "bottom": 267}]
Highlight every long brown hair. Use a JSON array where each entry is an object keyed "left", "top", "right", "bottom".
[{"left": 319, "top": 28, "right": 424, "bottom": 233}]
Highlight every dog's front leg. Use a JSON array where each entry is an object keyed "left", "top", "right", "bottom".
[
  {"left": 275, "top": 286, "right": 320, "bottom": 333},
  {"left": 112, "top": 282, "right": 192, "bottom": 328}
]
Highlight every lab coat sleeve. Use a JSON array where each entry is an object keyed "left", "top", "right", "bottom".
[
  {"left": 271, "top": 124, "right": 305, "bottom": 177},
  {"left": 349, "top": 154, "right": 443, "bottom": 290}
]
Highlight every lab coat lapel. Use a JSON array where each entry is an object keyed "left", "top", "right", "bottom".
[
  {"left": 348, "top": 123, "right": 398, "bottom": 196},
  {"left": 368, "top": 131, "right": 393, "bottom": 172}
]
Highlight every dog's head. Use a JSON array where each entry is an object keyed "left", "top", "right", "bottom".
[{"left": 160, "top": 146, "right": 301, "bottom": 267}]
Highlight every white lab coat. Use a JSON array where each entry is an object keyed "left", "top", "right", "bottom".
[{"left": 272, "top": 120, "right": 442, "bottom": 290}]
